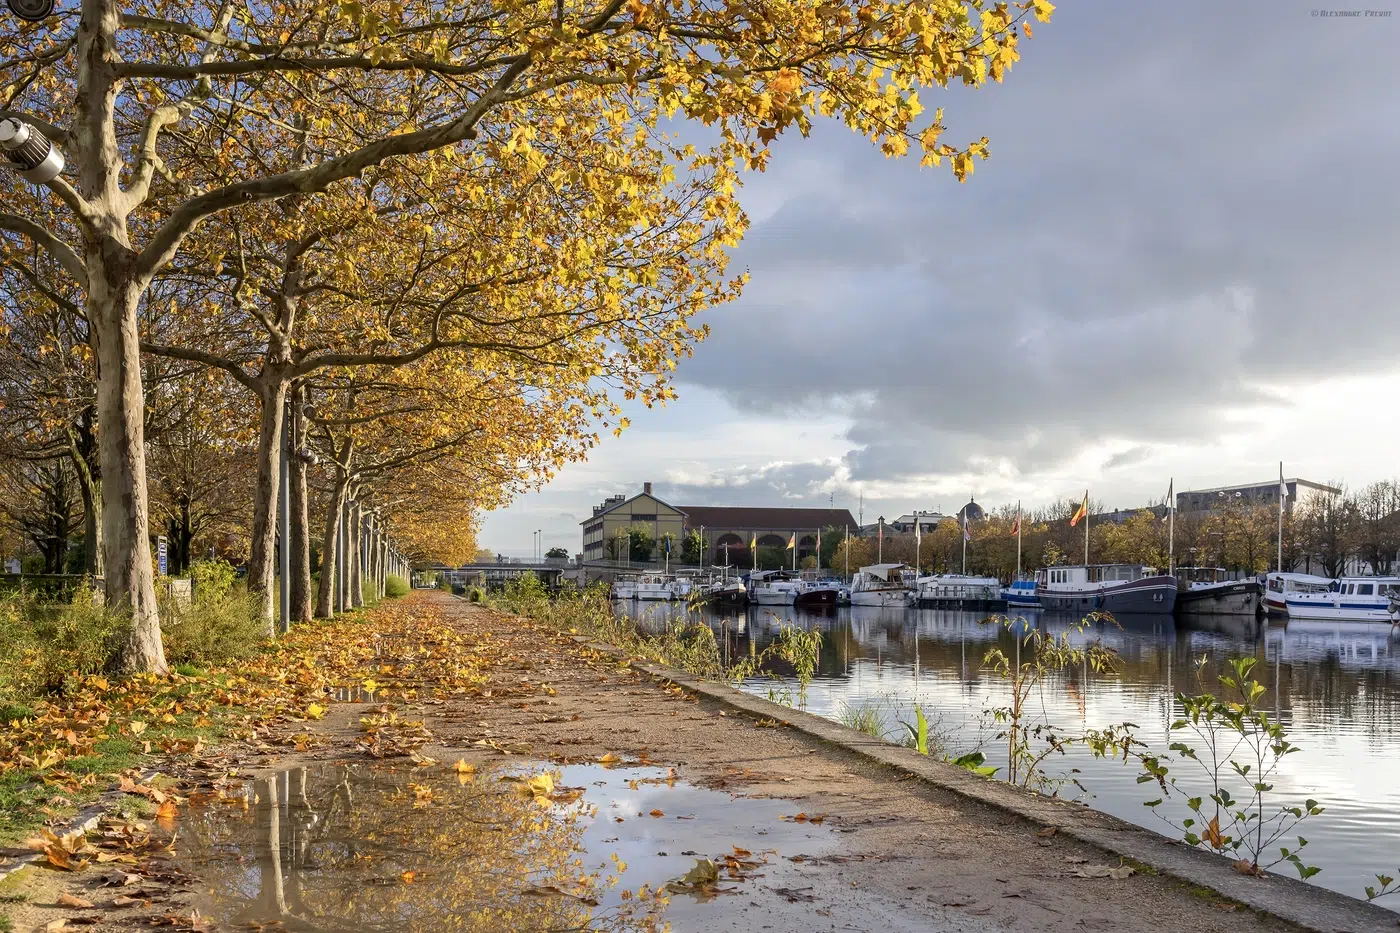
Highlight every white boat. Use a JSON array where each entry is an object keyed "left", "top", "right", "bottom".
[
  {"left": 748, "top": 570, "right": 801, "bottom": 605},
  {"left": 610, "top": 575, "right": 638, "bottom": 601},
  {"left": 1262, "top": 572, "right": 1333, "bottom": 617},
  {"left": 634, "top": 574, "right": 674, "bottom": 601},
  {"left": 915, "top": 574, "right": 1004, "bottom": 609},
  {"left": 1036, "top": 564, "right": 1177, "bottom": 614},
  {"left": 1285, "top": 577, "right": 1400, "bottom": 623},
  {"left": 850, "top": 563, "right": 913, "bottom": 607},
  {"left": 670, "top": 576, "right": 696, "bottom": 600}
]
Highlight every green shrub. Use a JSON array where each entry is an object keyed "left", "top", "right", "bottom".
[
  {"left": 467, "top": 586, "right": 485, "bottom": 603},
  {"left": 188, "top": 559, "right": 237, "bottom": 604},
  {"left": 384, "top": 574, "right": 409, "bottom": 598},
  {"left": 0, "top": 592, "right": 123, "bottom": 699},
  {"left": 161, "top": 589, "right": 266, "bottom": 667},
  {"left": 361, "top": 580, "right": 381, "bottom": 608}
]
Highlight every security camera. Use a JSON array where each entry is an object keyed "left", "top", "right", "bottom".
[
  {"left": 0, "top": 118, "right": 63, "bottom": 183},
  {"left": 295, "top": 447, "right": 319, "bottom": 465},
  {"left": 301, "top": 404, "right": 317, "bottom": 420},
  {"left": 6, "top": 0, "right": 55, "bottom": 22}
]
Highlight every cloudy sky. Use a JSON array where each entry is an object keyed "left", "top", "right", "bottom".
[{"left": 482, "top": 0, "right": 1400, "bottom": 558}]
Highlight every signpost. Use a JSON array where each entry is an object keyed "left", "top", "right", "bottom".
[{"left": 157, "top": 536, "right": 168, "bottom": 576}]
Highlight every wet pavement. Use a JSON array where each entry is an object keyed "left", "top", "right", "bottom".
[{"left": 173, "top": 759, "right": 1006, "bottom": 932}]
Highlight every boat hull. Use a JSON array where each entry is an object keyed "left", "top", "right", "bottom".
[
  {"left": 1003, "top": 590, "right": 1040, "bottom": 608},
  {"left": 1284, "top": 597, "right": 1398, "bottom": 623},
  {"left": 700, "top": 585, "right": 748, "bottom": 608},
  {"left": 1038, "top": 576, "right": 1177, "bottom": 614},
  {"left": 1176, "top": 580, "right": 1261, "bottom": 617},
  {"left": 635, "top": 592, "right": 672, "bottom": 601},
  {"left": 752, "top": 590, "right": 795, "bottom": 606},
  {"left": 850, "top": 589, "right": 910, "bottom": 608},
  {"left": 794, "top": 587, "right": 840, "bottom": 607}
]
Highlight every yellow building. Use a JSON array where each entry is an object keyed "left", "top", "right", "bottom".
[{"left": 580, "top": 483, "right": 686, "bottom": 561}]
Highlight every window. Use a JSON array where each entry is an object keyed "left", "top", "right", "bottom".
[
  {"left": 631, "top": 513, "right": 657, "bottom": 522},
  {"left": 1357, "top": 583, "right": 1373, "bottom": 596}
]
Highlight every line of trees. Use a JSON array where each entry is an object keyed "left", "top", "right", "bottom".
[
  {"left": 2, "top": 0, "right": 1049, "bottom": 672},
  {"left": 826, "top": 483, "right": 1400, "bottom": 580}
]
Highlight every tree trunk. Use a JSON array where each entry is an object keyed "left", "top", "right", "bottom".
[
  {"left": 288, "top": 390, "right": 312, "bottom": 623},
  {"left": 68, "top": 414, "right": 103, "bottom": 578},
  {"left": 91, "top": 271, "right": 166, "bottom": 674},
  {"left": 349, "top": 501, "right": 364, "bottom": 609},
  {"left": 314, "top": 476, "right": 349, "bottom": 618},
  {"left": 247, "top": 378, "right": 289, "bottom": 633}
]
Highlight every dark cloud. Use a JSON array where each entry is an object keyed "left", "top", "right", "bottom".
[{"left": 678, "top": 0, "right": 1400, "bottom": 485}]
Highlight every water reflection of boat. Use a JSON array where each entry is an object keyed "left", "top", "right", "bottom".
[
  {"left": 1174, "top": 567, "right": 1261, "bottom": 617},
  {"left": 1265, "top": 620, "right": 1400, "bottom": 671},
  {"left": 851, "top": 563, "right": 913, "bottom": 607}
]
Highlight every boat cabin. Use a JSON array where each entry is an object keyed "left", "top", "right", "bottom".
[{"left": 1037, "top": 564, "right": 1159, "bottom": 587}]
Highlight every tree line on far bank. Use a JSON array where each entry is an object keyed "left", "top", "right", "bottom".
[{"left": 596, "top": 481, "right": 1400, "bottom": 581}]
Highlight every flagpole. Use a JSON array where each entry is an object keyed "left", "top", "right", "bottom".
[
  {"left": 1083, "top": 490, "right": 1090, "bottom": 566},
  {"left": 844, "top": 524, "right": 849, "bottom": 580},
  {"left": 1278, "top": 461, "right": 1285, "bottom": 572},
  {"left": 915, "top": 511, "right": 921, "bottom": 575},
  {"left": 962, "top": 513, "right": 968, "bottom": 574},
  {"left": 1016, "top": 501, "right": 1022, "bottom": 577},
  {"left": 878, "top": 517, "right": 884, "bottom": 563}
]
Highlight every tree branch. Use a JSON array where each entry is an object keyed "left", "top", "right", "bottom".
[
  {"left": 0, "top": 212, "right": 87, "bottom": 286},
  {"left": 140, "top": 340, "right": 261, "bottom": 394}
]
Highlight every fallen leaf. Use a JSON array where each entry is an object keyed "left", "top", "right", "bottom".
[
  {"left": 128, "top": 721, "right": 147, "bottom": 737},
  {"left": 452, "top": 759, "right": 475, "bottom": 775},
  {"left": 57, "top": 893, "right": 95, "bottom": 908},
  {"left": 1037, "top": 826, "right": 1059, "bottom": 838},
  {"left": 598, "top": 753, "right": 621, "bottom": 764},
  {"left": 649, "top": 809, "right": 664, "bottom": 817},
  {"left": 401, "top": 871, "right": 416, "bottom": 883},
  {"left": 305, "top": 703, "right": 326, "bottom": 720}
]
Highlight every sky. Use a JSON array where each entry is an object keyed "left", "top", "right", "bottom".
[{"left": 481, "top": 0, "right": 1400, "bottom": 558}]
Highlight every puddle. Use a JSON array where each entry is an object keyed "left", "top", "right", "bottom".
[{"left": 173, "top": 761, "right": 997, "bottom": 932}]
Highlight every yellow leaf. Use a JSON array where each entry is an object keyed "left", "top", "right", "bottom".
[
  {"left": 128, "top": 721, "right": 147, "bottom": 737},
  {"left": 305, "top": 703, "right": 326, "bottom": 720}
]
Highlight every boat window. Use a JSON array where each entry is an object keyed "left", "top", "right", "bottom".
[{"left": 1356, "top": 583, "right": 1373, "bottom": 596}]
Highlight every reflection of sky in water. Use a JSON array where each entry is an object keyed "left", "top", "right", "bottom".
[{"left": 622, "top": 602, "right": 1400, "bottom": 907}]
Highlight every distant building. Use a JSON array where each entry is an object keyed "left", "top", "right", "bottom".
[
  {"left": 888, "top": 512, "right": 949, "bottom": 534},
  {"left": 580, "top": 483, "right": 857, "bottom": 565},
  {"left": 680, "top": 505, "right": 858, "bottom": 565},
  {"left": 580, "top": 483, "right": 686, "bottom": 561},
  {"left": 1175, "top": 478, "right": 1339, "bottom": 516},
  {"left": 956, "top": 499, "right": 986, "bottom": 523}
]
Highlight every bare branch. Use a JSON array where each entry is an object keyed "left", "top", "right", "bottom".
[
  {"left": 140, "top": 340, "right": 261, "bottom": 394},
  {"left": 0, "top": 212, "right": 87, "bottom": 285}
]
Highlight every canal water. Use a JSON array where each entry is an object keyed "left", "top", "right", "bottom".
[{"left": 617, "top": 601, "right": 1400, "bottom": 908}]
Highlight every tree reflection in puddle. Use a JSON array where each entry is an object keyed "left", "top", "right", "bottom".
[{"left": 175, "top": 762, "right": 838, "bottom": 932}]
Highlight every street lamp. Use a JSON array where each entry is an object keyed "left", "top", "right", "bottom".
[
  {"left": 5, "top": 0, "right": 55, "bottom": 23},
  {"left": 0, "top": 117, "right": 63, "bottom": 183}
]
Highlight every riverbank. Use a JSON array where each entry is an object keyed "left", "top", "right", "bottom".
[{"left": 1, "top": 592, "right": 1392, "bottom": 932}]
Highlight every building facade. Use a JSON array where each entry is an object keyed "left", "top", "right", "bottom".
[
  {"left": 580, "top": 484, "right": 858, "bottom": 566},
  {"left": 580, "top": 483, "right": 686, "bottom": 562},
  {"left": 678, "top": 505, "right": 859, "bottom": 566},
  {"left": 1175, "top": 478, "right": 1339, "bottom": 516}
]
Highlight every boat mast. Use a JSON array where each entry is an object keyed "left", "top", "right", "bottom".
[
  {"left": 844, "top": 524, "right": 849, "bottom": 580},
  {"left": 1277, "top": 461, "right": 1286, "bottom": 573},
  {"left": 915, "top": 510, "right": 921, "bottom": 576},
  {"left": 962, "top": 512, "right": 968, "bottom": 575},
  {"left": 1164, "top": 479, "right": 1176, "bottom": 574}
]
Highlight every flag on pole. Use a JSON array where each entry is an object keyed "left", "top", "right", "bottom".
[
  {"left": 749, "top": 532, "right": 756, "bottom": 550},
  {"left": 915, "top": 515, "right": 922, "bottom": 544},
  {"left": 963, "top": 514, "right": 972, "bottom": 542},
  {"left": 1163, "top": 479, "right": 1173, "bottom": 521},
  {"left": 1070, "top": 491, "right": 1089, "bottom": 527},
  {"left": 1279, "top": 465, "right": 1288, "bottom": 500},
  {"left": 786, "top": 533, "right": 795, "bottom": 550},
  {"left": 1010, "top": 508, "right": 1021, "bottom": 537}
]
